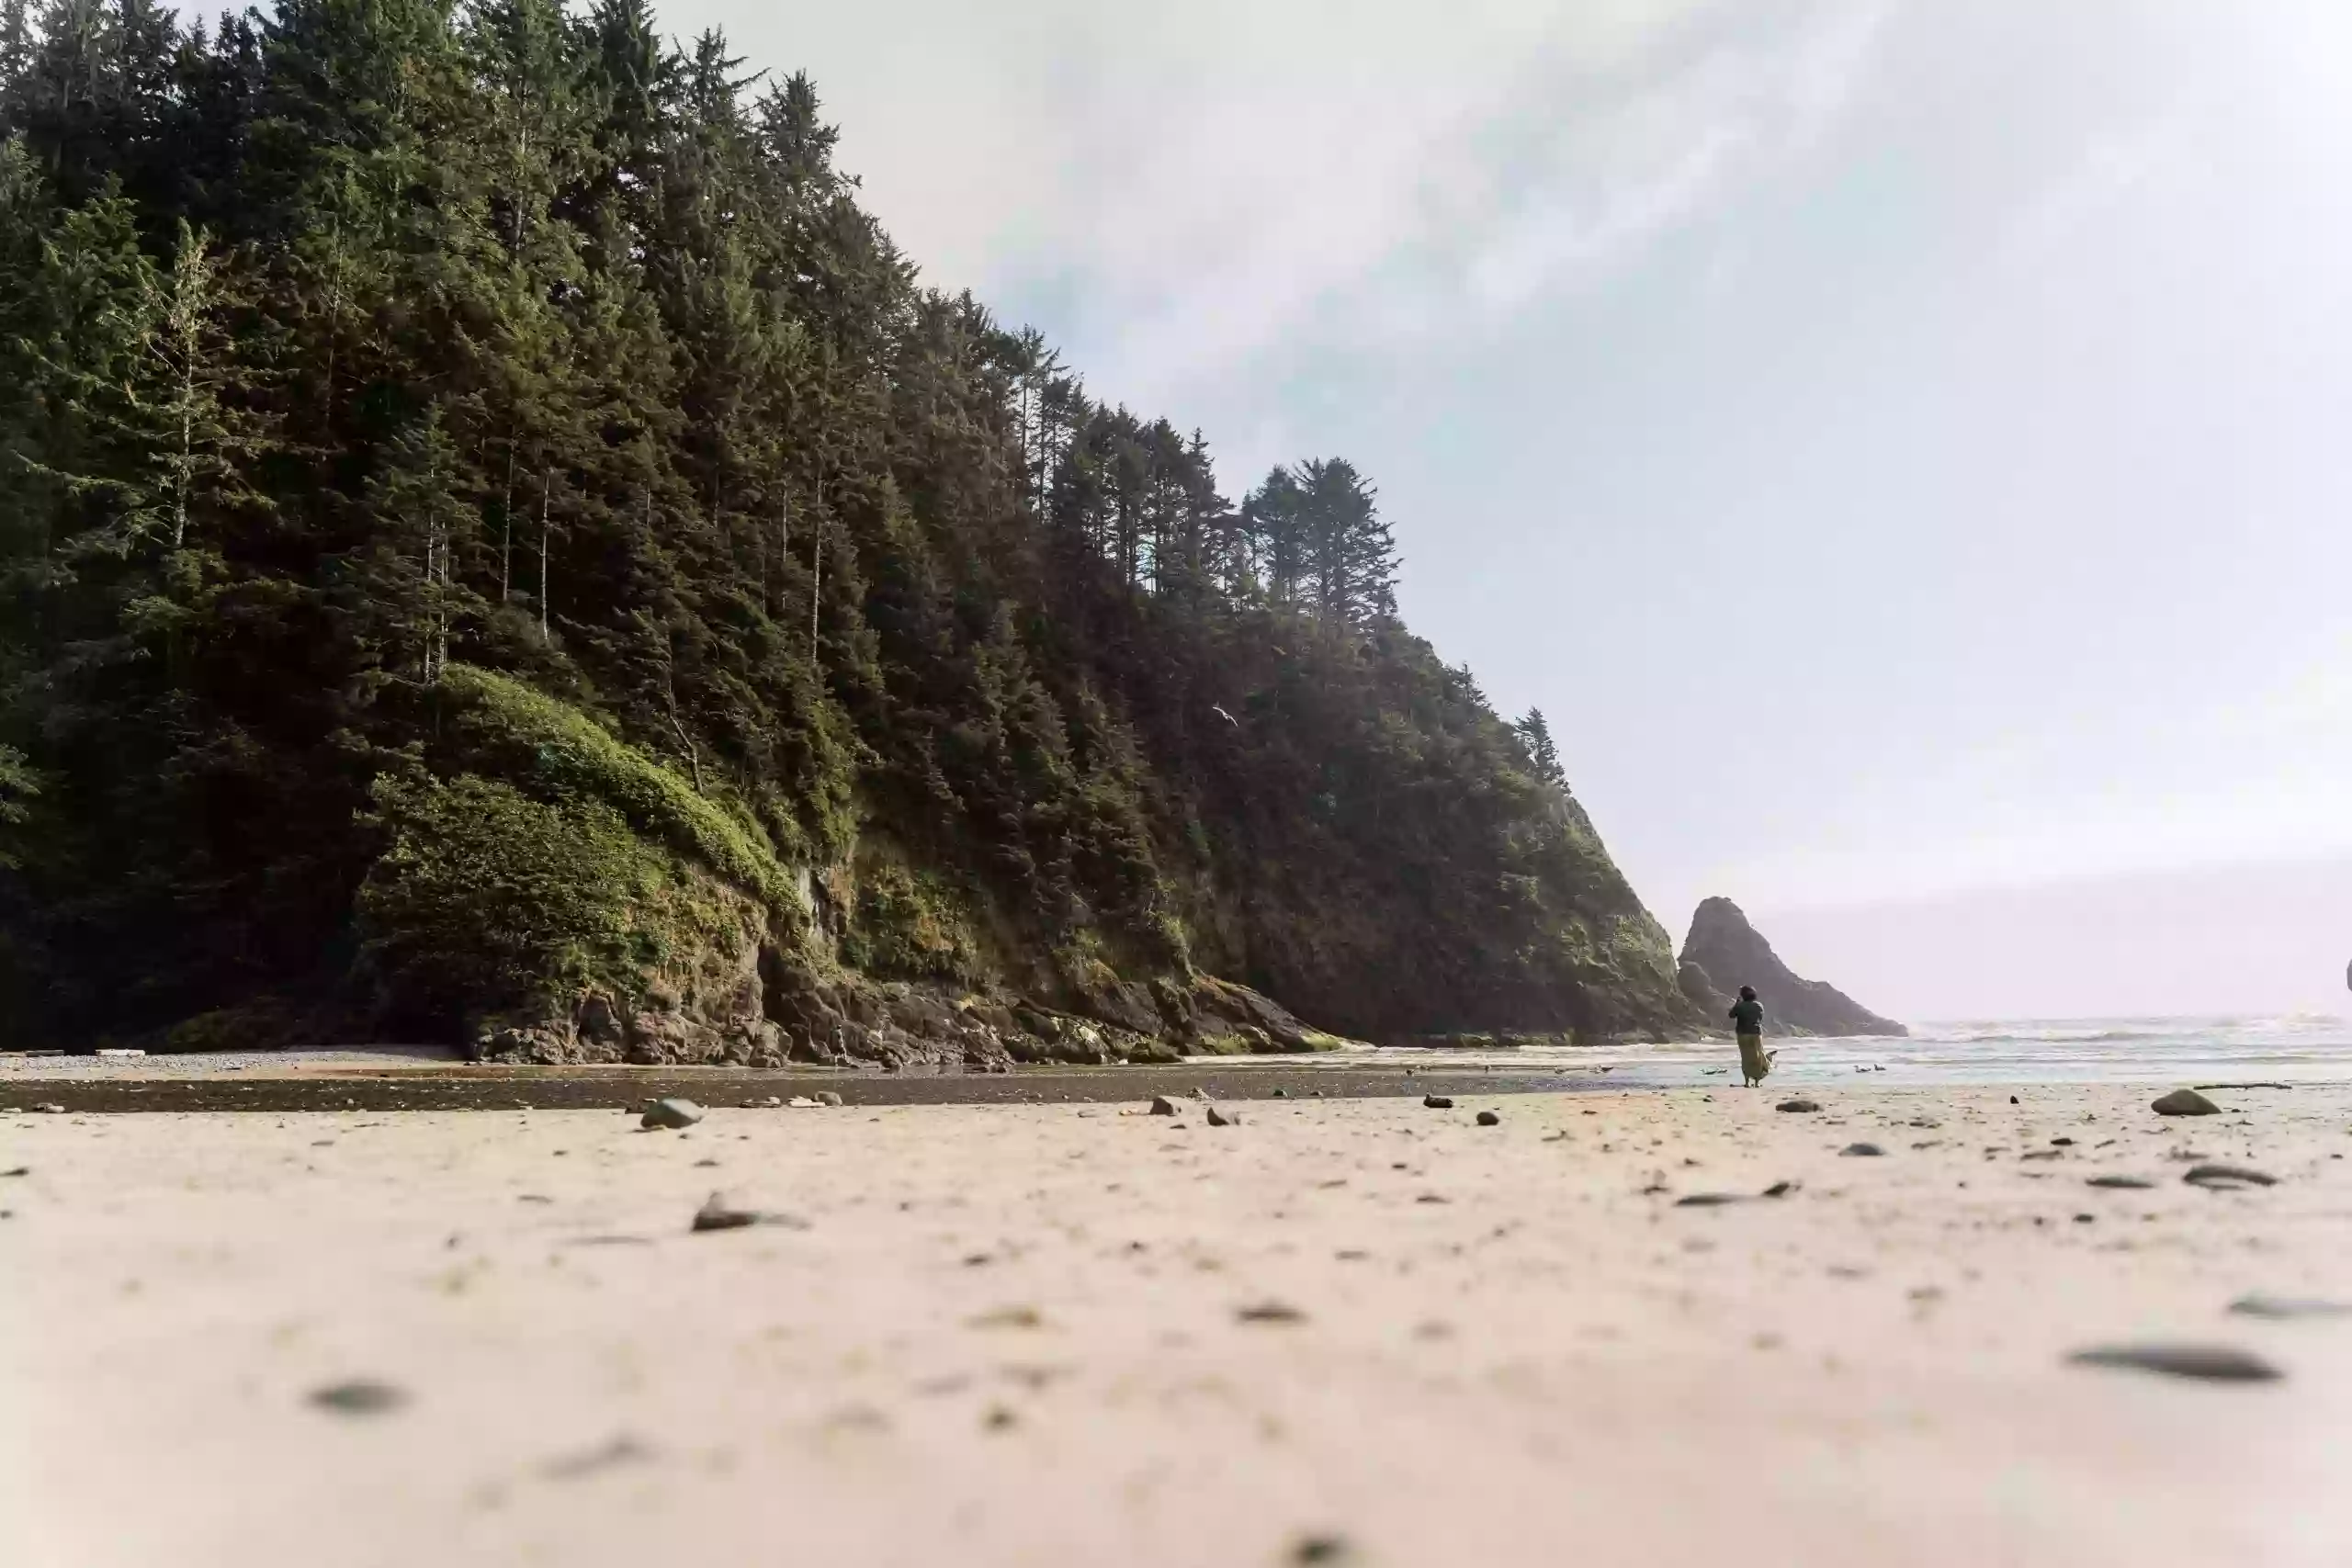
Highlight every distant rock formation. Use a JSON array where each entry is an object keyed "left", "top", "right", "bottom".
[{"left": 1679, "top": 897, "right": 1907, "bottom": 1038}]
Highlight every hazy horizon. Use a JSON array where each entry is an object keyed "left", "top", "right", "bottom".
[{"left": 1756, "top": 854, "right": 2352, "bottom": 1022}]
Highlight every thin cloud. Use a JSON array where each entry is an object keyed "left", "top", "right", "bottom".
[{"left": 955, "top": 0, "right": 1892, "bottom": 412}]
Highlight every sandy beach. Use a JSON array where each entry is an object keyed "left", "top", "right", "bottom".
[{"left": 6, "top": 1079, "right": 2352, "bottom": 1567}]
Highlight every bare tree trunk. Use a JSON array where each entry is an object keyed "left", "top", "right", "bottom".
[
  {"left": 537, "top": 475, "right": 550, "bottom": 642},
  {"left": 808, "top": 517, "right": 822, "bottom": 664},
  {"left": 665, "top": 663, "right": 704, "bottom": 794},
  {"left": 499, "top": 441, "right": 514, "bottom": 601},
  {"left": 173, "top": 354, "right": 193, "bottom": 550}
]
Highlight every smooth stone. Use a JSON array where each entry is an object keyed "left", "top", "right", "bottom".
[
  {"left": 1775, "top": 1100, "right": 1820, "bottom": 1113},
  {"left": 2086, "top": 1175, "right": 2156, "bottom": 1190},
  {"left": 1422, "top": 1095, "right": 1454, "bottom": 1110},
  {"left": 2183, "top": 1163, "right": 2278, "bottom": 1190},
  {"left": 690, "top": 1191, "right": 808, "bottom": 1233},
  {"left": 1759, "top": 1179, "right": 1800, "bottom": 1199},
  {"left": 814, "top": 1090, "right": 844, "bottom": 1107},
  {"left": 2152, "top": 1089, "right": 2221, "bottom": 1117},
  {"left": 1291, "top": 1533, "right": 1356, "bottom": 1564},
  {"left": 32, "top": 1104, "right": 65, "bottom": 1115},
  {"left": 1839, "top": 1143, "right": 1884, "bottom": 1157},
  {"left": 2229, "top": 1294, "right": 2352, "bottom": 1321},
  {"left": 309, "top": 1379, "right": 409, "bottom": 1416},
  {"left": 1235, "top": 1301, "right": 1308, "bottom": 1325},
  {"left": 1148, "top": 1095, "right": 1181, "bottom": 1116},
  {"left": 2066, "top": 1344, "right": 2282, "bottom": 1382},
  {"left": 1675, "top": 1193, "right": 1741, "bottom": 1207},
  {"left": 1204, "top": 1104, "right": 1236, "bottom": 1128},
  {"left": 639, "top": 1098, "right": 704, "bottom": 1130},
  {"left": 1476, "top": 1110, "right": 1500, "bottom": 1126}
]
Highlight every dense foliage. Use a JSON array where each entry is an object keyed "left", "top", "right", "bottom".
[{"left": 0, "top": 0, "right": 1694, "bottom": 1047}]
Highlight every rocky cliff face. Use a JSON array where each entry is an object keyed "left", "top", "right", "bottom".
[{"left": 1679, "top": 897, "right": 1907, "bottom": 1038}]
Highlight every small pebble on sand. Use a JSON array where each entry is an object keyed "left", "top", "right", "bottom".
[
  {"left": 2182, "top": 1164, "right": 2277, "bottom": 1190},
  {"left": 2066, "top": 1344, "right": 2282, "bottom": 1382},
  {"left": 2229, "top": 1294, "right": 2352, "bottom": 1321},
  {"left": 308, "top": 1379, "right": 409, "bottom": 1416}
]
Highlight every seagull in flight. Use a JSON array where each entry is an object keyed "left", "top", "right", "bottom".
[{"left": 1211, "top": 704, "right": 1238, "bottom": 727}]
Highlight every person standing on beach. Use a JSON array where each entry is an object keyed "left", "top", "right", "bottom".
[{"left": 1730, "top": 986, "right": 1771, "bottom": 1086}]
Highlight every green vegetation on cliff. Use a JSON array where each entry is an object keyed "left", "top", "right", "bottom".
[{"left": 0, "top": 0, "right": 1696, "bottom": 1051}]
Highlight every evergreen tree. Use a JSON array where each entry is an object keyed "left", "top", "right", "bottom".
[{"left": 1516, "top": 707, "right": 1565, "bottom": 788}]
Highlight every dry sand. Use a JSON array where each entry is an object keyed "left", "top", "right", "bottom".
[{"left": 6, "top": 1081, "right": 2351, "bottom": 1566}]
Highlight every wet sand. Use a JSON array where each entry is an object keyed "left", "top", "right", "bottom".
[
  {"left": 0, "top": 1052, "right": 1623, "bottom": 1114},
  {"left": 6, "top": 1082, "right": 2352, "bottom": 1566}
]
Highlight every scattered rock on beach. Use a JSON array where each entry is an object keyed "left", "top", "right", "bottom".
[
  {"left": 539, "top": 1434, "right": 654, "bottom": 1481},
  {"left": 1148, "top": 1095, "right": 1181, "bottom": 1116},
  {"left": 2086, "top": 1175, "right": 2155, "bottom": 1190},
  {"left": 32, "top": 1103, "right": 65, "bottom": 1115},
  {"left": 690, "top": 1191, "right": 807, "bottom": 1233},
  {"left": 1291, "top": 1533, "right": 1357, "bottom": 1565},
  {"left": 2152, "top": 1089, "right": 2220, "bottom": 1117},
  {"left": 308, "top": 1379, "right": 409, "bottom": 1416},
  {"left": 1422, "top": 1095, "right": 1454, "bottom": 1110},
  {"left": 2183, "top": 1164, "right": 2277, "bottom": 1190},
  {"left": 1776, "top": 1100, "right": 1819, "bottom": 1113},
  {"left": 2229, "top": 1294, "right": 2352, "bottom": 1321},
  {"left": 1476, "top": 1110, "right": 1500, "bottom": 1126},
  {"left": 1675, "top": 1193, "right": 1741, "bottom": 1207},
  {"left": 639, "top": 1098, "right": 704, "bottom": 1130},
  {"left": 1236, "top": 1300, "right": 1308, "bottom": 1325},
  {"left": 968, "top": 1305, "right": 1044, "bottom": 1330},
  {"left": 1205, "top": 1104, "right": 1236, "bottom": 1127},
  {"left": 2066, "top": 1344, "right": 2282, "bottom": 1382},
  {"left": 1760, "top": 1179, "right": 1799, "bottom": 1199},
  {"left": 814, "top": 1090, "right": 844, "bottom": 1107},
  {"left": 1839, "top": 1143, "right": 1884, "bottom": 1157}
]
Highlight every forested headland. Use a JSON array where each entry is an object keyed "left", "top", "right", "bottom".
[{"left": 0, "top": 0, "right": 1699, "bottom": 1062}]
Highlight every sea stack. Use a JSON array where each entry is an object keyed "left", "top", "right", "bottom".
[{"left": 1679, "top": 897, "right": 1907, "bottom": 1037}]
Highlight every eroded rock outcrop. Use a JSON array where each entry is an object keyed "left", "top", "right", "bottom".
[
  {"left": 1679, "top": 897, "right": 1906, "bottom": 1038},
  {"left": 472, "top": 932, "right": 1352, "bottom": 1072}
]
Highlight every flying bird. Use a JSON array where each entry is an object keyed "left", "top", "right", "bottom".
[{"left": 1211, "top": 704, "right": 1238, "bottom": 727}]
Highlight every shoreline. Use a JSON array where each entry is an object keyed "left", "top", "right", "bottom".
[{"left": 0, "top": 1061, "right": 1620, "bottom": 1115}]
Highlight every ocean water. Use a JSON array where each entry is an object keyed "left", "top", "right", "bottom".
[{"left": 1350, "top": 1015, "right": 2352, "bottom": 1089}]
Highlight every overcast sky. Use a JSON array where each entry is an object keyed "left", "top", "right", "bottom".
[{"left": 639, "top": 0, "right": 2352, "bottom": 1018}]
